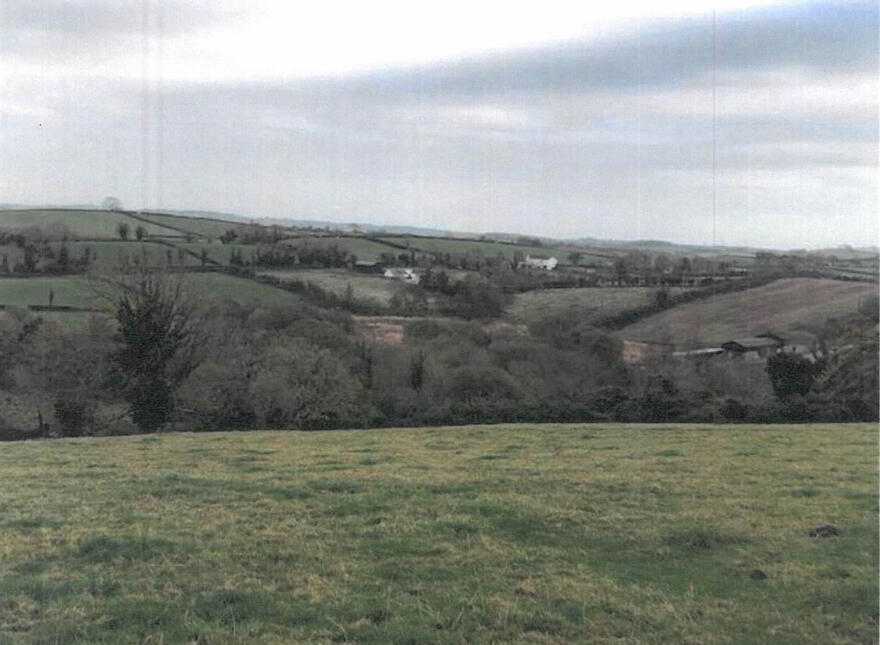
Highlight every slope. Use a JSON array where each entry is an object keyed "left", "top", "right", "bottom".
[{"left": 616, "top": 278, "right": 876, "bottom": 346}]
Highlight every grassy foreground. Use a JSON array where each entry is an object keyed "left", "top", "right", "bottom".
[{"left": 0, "top": 424, "right": 876, "bottom": 645}]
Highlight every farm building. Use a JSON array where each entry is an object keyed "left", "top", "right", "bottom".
[
  {"left": 720, "top": 331, "right": 818, "bottom": 361},
  {"left": 354, "top": 260, "right": 384, "bottom": 274},
  {"left": 761, "top": 331, "right": 819, "bottom": 355},
  {"left": 720, "top": 337, "right": 781, "bottom": 360},
  {"left": 521, "top": 255, "right": 558, "bottom": 270},
  {"left": 383, "top": 267, "right": 420, "bottom": 284}
]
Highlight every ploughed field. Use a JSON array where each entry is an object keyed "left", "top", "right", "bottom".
[{"left": 0, "top": 424, "right": 876, "bottom": 645}]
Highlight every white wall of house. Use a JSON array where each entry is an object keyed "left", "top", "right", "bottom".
[{"left": 523, "top": 255, "right": 558, "bottom": 270}]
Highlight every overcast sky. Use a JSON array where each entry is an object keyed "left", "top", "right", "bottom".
[{"left": 1, "top": 0, "right": 876, "bottom": 248}]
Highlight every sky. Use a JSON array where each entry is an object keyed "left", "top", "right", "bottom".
[{"left": 1, "top": 0, "right": 877, "bottom": 249}]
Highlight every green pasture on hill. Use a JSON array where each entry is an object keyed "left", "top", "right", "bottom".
[
  {"left": 132, "top": 212, "right": 242, "bottom": 238},
  {"left": 259, "top": 269, "right": 402, "bottom": 304},
  {"left": 0, "top": 210, "right": 183, "bottom": 240},
  {"left": 0, "top": 276, "right": 90, "bottom": 309},
  {"left": 280, "top": 236, "right": 403, "bottom": 263},
  {"left": 183, "top": 272, "right": 301, "bottom": 307},
  {"left": 0, "top": 423, "right": 875, "bottom": 645},
  {"left": 0, "top": 273, "right": 298, "bottom": 313},
  {"left": 379, "top": 236, "right": 555, "bottom": 261}
]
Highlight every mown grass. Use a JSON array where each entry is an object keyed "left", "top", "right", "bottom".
[{"left": 0, "top": 423, "right": 875, "bottom": 644}]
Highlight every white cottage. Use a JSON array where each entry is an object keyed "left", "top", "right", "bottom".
[
  {"left": 383, "top": 267, "right": 421, "bottom": 284},
  {"left": 522, "top": 254, "right": 558, "bottom": 270}
]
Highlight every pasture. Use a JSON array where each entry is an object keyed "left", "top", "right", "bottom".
[
  {"left": 133, "top": 212, "right": 243, "bottom": 239},
  {"left": 0, "top": 210, "right": 183, "bottom": 240},
  {"left": 616, "top": 278, "right": 877, "bottom": 346},
  {"left": 0, "top": 273, "right": 298, "bottom": 313},
  {"left": 378, "top": 237, "right": 556, "bottom": 261},
  {"left": 259, "top": 269, "right": 401, "bottom": 304},
  {"left": 280, "top": 236, "right": 403, "bottom": 263},
  {"left": 0, "top": 277, "right": 90, "bottom": 309},
  {"left": 0, "top": 423, "right": 875, "bottom": 644}
]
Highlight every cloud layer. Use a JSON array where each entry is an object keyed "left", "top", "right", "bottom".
[{"left": 1, "top": 0, "right": 876, "bottom": 248}]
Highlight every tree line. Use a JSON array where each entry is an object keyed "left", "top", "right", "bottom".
[{"left": 0, "top": 268, "right": 875, "bottom": 440}]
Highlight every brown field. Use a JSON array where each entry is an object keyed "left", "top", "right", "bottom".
[
  {"left": 617, "top": 278, "right": 877, "bottom": 346},
  {"left": 506, "top": 287, "right": 694, "bottom": 325}
]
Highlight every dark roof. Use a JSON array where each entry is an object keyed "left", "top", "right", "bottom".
[
  {"left": 759, "top": 330, "right": 817, "bottom": 346},
  {"left": 721, "top": 337, "right": 782, "bottom": 351}
]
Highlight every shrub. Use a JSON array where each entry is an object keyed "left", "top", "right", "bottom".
[
  {"left": 53, "top": 397, "right": 95, "bottom": 437},
  {"left": 720, "top": 398, "right": 748, "bottom": 422}
]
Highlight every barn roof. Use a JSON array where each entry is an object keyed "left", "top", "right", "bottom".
[
  {"left": 721, "top": 337, "right": 782, "bottom": 351},
  {"left": 759, "top": 330, "right": 817, "bottom": 346}
]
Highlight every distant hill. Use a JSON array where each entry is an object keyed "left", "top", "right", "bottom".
[
  {"left": 2, "top": 204, "right": 875, "bottom": 260},
  {"left": 160, "top": 209, "right": 252, "bottom": 224},
  {"left": 616, "top": 278, "right": 877, "bottom": 347}
]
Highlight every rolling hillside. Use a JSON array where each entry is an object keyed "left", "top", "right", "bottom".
[
  {"left": 0, "top": 273, "right": 301, "bottom": 312},
  {"left": 506, "top": 287, "right": 694, "bottom": 325},
  {"left": 0, "top": 209, "right": 188, "bottom": 239},
  {"left": 616, "top": 278, "right": 876, "bottom": 346}
]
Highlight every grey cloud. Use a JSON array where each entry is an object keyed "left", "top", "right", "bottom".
[
  {"left": 303, "top": 0, "right": 878, "bottom": 98},
  {"left": 0, "top": 0, "right": 233, "bottom": 60},
  {"left": 1, "top": 1, "right": 875, "bottom": 248}
]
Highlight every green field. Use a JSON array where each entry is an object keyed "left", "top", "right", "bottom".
[
  {"left": 281, "top": 236, "right": 402, "bottom": 263},
  {"left": 0, "top": 273, "right": 298, "bottom": 312},
  {"left": 0, "top": 276, "right": 90, "bottom": 308},
  {"left": 133, "top": 212, "right": 242, "bottom": 238},
  {"left": 184, "top": 272, "right": 301, "bottom": 307},
  {"left": 260, "top": 269, "right": 401, "bottom": 304},
  {"left": 0, "top": 210, "right": 183, "bottom": 240},
  {"left": 506, "top": 287, "right": 693, "bottom": 325},
  {"left": 172, "top": 241, "right": 253, "bottom": 266},
  {"left": 0, "top": 423, "right": 874, "bottom": 644},
  {"left": 380, "top": 237, "right": 556, "bottom": 261}
]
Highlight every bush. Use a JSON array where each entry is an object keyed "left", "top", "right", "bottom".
[
  {"left": 720, "top": 398, "right": 747, "bottom": 422},
  {"left": 53, "top": 397, "right": 95, "bottom": 437}
]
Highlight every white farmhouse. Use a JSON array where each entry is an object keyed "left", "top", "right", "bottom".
[
  {"left": 521, "top": 254, "right": 558, "bottom": 270},
  {"left": 383, "top": 267, "right": 421, "bottom": 284}
]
